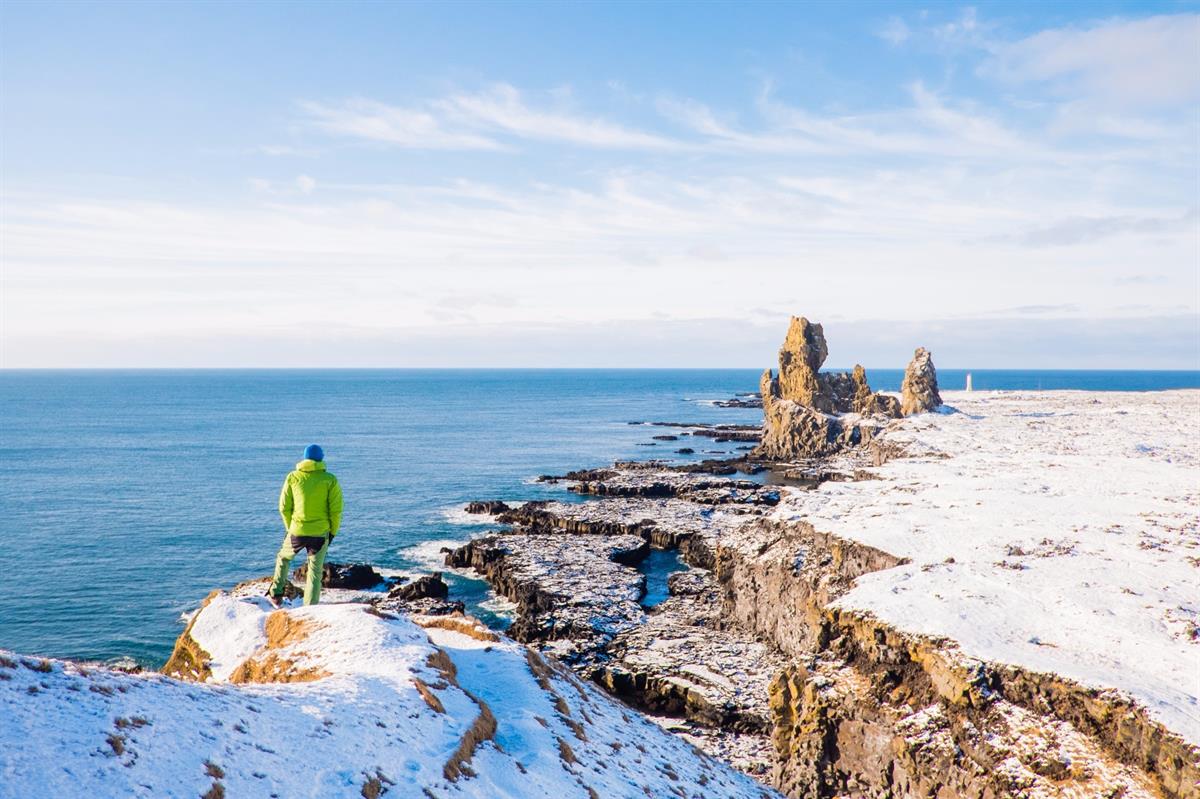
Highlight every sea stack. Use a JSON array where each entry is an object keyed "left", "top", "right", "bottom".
[
  {"left": 755, "top": 316, "right": 902, "bottom": 460},
  {"left": 900, "top": 347, "right": 942, "bottom": 415}
]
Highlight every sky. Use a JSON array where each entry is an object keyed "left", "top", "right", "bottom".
[{"left": 1, "top": 0, "right": 1197, "bottom": 368}]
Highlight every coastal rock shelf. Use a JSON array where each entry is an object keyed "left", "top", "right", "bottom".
[
  {"left": 445, "top": 533, "right": 650, "bottom": 653},
  {"left": 451, "top": 388, "right": 1199, "bottom": 798}
]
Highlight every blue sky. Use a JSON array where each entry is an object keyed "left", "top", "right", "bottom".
[{"left": 2, "top": 1, "right": 1197, "bottom": 367}]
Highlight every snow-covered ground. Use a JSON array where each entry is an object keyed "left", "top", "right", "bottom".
[
  {"left": 0, "top": 593, "right": 779, "bottom": 799},
  {"left": 777, "top": 390, "right": 1200, "bottom": 744}
]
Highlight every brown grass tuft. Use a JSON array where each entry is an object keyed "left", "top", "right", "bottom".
[
  {"left": 412, "top": 677, "right": 445, "bottom": 713},
  {"left": 229, "top": 612, "right": 329, "bottom": 684},
  {"left": 557, "top": 736, "right": 577, "bottom": 765},
  {"left": 105, "top": 733, "right": 125, "bottom": 756},
  {"left": 443, "top": 696, "right": 497, "bottom": 781},
  {"left": 414, "top": 614, "right": 500, "bottom": 642}
]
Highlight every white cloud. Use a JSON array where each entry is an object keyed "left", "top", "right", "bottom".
[
  {"left": 295, "top": 175, "right": 316, "bottom": 194},
  {"left": 300, "top": 98, "right": 504, "bottom": 150},
  {"left": 301, "top": 85, "right": 681, "bottom": 151},
  {"left": 436, "top": 83, "right": 682, "bottom": 149},
  {"left": 877, "top": 16, "right": 910, "bottom": 46},
  {"left": 987, "top": 209, "right": 1199, "bottom": 247},
  {"left": 981, "top": 14, "right": 1200, "bottom": 108}
]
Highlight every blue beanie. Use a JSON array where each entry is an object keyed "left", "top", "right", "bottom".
[{"left": 303, "top": 444, "right": 324, "bottom": 462}]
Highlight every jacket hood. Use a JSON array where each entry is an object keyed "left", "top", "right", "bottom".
[{"left": 296, "top": 459, "right": 326, "bottom": 472}]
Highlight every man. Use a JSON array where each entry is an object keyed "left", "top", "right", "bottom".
[{"left": 268, "top": 444, "right": 344, "bottom": 607}]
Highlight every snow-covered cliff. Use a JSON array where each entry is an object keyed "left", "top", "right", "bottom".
[{"left": 0, "top": 590, "right": 780, "bottom": 799}]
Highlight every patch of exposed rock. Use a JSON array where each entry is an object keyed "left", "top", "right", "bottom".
[{"left": 716, "top": 519, "right": 1193, "bottom": 799}]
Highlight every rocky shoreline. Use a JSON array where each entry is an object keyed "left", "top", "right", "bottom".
[
  {"left": 147, "top": 316, "right": 1200, "bottom": 798},
  {"left": 443, "top": 451, "right": 1196, "bottom": 799},
  {"left": 420, "top": 319, "right": 1198, "bottom": 798}
]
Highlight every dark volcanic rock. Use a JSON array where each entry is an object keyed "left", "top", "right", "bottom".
[
  {"left": 293, "top": 561, "right": 383, "bottom": 590},
  {"left": 388, "top": 572, "right": 449, "bottom": 601},
  {"left": 690, "top": 427, "right": 761, "bottom": 442},
  {"left": 676, "top": 447, "right": 695, "bottom": 454},
  {"left": 465, "top": 500, "right": 511, "bottom": 515},
  {"left": 713, "top": 394, "right": 763, "bottom": 409},
  {"left": 446, "top": 533, "right": 649, "bottom": 650},
  {"left": 535, "top": 467, "right": 618, "bottom": 484},
  {"left": 652, "top": 434, "right": 679, "bottom": 441}
]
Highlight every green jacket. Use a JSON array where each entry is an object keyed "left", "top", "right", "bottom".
[{"left": 279, "top": 459, "right": 343, "bottom": 537}]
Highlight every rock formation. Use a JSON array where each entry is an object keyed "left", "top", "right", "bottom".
[
  {"left": 757, "top": 370, "right": 865, "bottom": 461},
  {"left": 900, "top": 346, "right": 942, "bottom": 415},
  {"left": 852, "top": 364, "right": 901, "bottom": 417},
  {"left": 754, "top": 316, "right": 902, "bottom": 460},
  {"left": 776, "top": 316, "right": 830, "bottom": 411}
]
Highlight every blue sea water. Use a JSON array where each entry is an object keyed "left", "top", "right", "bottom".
[{"left": 0, "top": 368, "right": 1196, "bottom": 667}]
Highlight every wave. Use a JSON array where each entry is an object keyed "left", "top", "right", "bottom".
[
  {"left": 397, "top": 538, "right": 467, "bottom": 570},
  {"left": 439, "top": 504, "right": 503, "bottom": 525}
]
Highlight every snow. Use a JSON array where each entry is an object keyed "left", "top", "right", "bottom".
[
  {"left": 775, "top": 389, "right": 1200, "bottom": 744},
  {"left": 188, "top": 594, "right": 268, "bottom": 681},
  {"left": 0, "top": 592, "right": 780, "bottom": 798}
]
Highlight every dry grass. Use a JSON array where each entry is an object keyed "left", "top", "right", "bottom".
[
  {"left": 442, "top": 695, "right": 497, "bottom": 781},
  {"left": 229, "top": 612, "right": 329, "bottom": 684},
  {"left": 412, "top": 677, "right": 446, "bottom": 713},
  {"left": 414, "top": 613, "right": 500, "bottom": 642},
  {"left": 105, "top": 733, "right": 125, "bottom": 756},
  {"left": 557, "top": 736, "right": 577, "bottom": 765}
]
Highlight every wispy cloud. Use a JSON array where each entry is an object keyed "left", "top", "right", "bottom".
[
  {"left": 302, "top": 84, "right": 681, "bottom": 151},
  {"left": 981, "top": 14, "right": 1200, "bottom": 109},
  {"left": 876, "top": 16, "right": 910, "bottom": 46},
  {"left": 300, "top": 98, "right": 504, "bottom": 150},
  {"left": 5, "top": 7, "right": 1196, "bottom": 368},
  {"left": 435, "top": 84, "right": 681, "bottom": 149},
  {"left": 990, "top": 209, "right": 1199, "bottom": 247}
]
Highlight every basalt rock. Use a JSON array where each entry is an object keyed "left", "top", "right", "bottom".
[
  {"left": 901, "top": 347, "right": 942, "bottom": 415},
  {"left": 293, "top": 561, "right": 383, "bottom": 590},
  {"left": 388, "top": 572, "right": 449, "bottom": 601},
  {"left": 714, "top": 393, "right": 764, "bottom": 409},
  {"left": 466, "top": 500, "right": 511, "bottom": 515}
]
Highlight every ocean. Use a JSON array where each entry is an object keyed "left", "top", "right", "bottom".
[{"left": 1, "top": 368, "right": 1197, "bottom": 668}]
